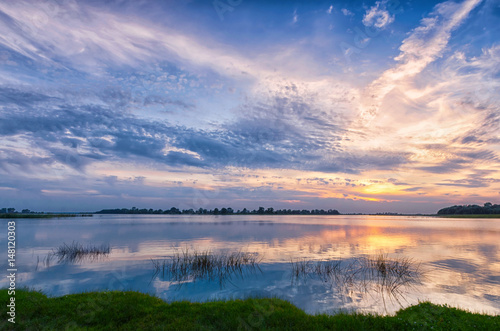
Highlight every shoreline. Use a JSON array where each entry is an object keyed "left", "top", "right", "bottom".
[
  {"left": 0, "top": 214, "right": 93, "bottom": 219},
  {"left": 2, "top": 213, "right": 499, "bottom": 219},
  {"left": 436, "top": 214, "right": 500, "bottom": 218}
]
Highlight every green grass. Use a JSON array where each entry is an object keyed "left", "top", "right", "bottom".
[
  {"left": 1, "top": 289, "right": 498, "bottom": 330},
  {"left": 437, "top": 214, "right": 500, "bottom": 218},
  {"left": 0, "top": 213, "right": 93, "bottom": 218}
]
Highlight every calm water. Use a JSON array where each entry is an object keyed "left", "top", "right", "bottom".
[{"left": 1, "top": 215, "right": 499, "bottom": 315}]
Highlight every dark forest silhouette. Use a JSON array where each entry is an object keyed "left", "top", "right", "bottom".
[
  {"left": 437, "top": 203, "right": 499, "bottom": 215},
  {"left": 95, "top": 206, "right": 341, "bottom": 215}
]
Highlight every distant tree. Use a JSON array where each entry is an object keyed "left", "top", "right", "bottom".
[
  {"left": 94, "top": 206, "right": 343, "bottom": 216},
  {"left": 169, "top": 207, "right": 181, "bottom": 214},
  {"left": 437, "top": 203, "right": 500, "bottom": 215}
]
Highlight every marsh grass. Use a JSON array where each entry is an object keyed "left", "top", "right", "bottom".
[
  {"left": 291, "top": 254, "right": 424, "bottom": 309},
  {"left": 36, "top": 242, "right": 110, "bottom": 269},
  {"left": 151, "top": 248, "right": 261, "bottom": 288}
]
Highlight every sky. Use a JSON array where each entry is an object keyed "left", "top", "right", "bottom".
[{"left": 0, "top": 0, "right": 499, "bottom": 213}]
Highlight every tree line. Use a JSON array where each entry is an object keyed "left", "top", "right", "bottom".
[
  {"left": 0, "top": 208, "right": 40, "bottom": 214},
  {"left": 437, "top": 203, "right": 500, "bottom": 215},
  {"left": 95, "top": 206, "right": 341, "bottom": 215}
]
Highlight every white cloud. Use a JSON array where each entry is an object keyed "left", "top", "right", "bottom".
[
  {"left": 0, "top": 0, "right": 359, "bottom": 134},
  {"left": 292, "top": 9, "right": 298, "bottom": 24},
  {"left": 0, "top": 1, "right": 339, "bottom": 90},
  {"left": 348, "top": 0, "right": 499, "bottom": 185},
  {"left": 0, "top": 1, "right": 266, "bottom": 84},
  {"left": 362, "top": 1, "right": 394, "bottom": 29},
  {"left": 341, "top": 8, "right": 354, "bottom": 16},
  {"left": 327, "top": 5, "right": 333, "bottom": 14},
  {"left": 359, "top": 0, "right": 483, "bottom": 127}
]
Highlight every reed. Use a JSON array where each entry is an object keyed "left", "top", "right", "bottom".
[
  {"left": 151, "top": 248, "right": 261, "bottom": 288},
  {"left": 51, "top": 241, "right": 110, "bottom": 263}
]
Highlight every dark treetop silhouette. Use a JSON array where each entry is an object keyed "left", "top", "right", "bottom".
[{"left": 95, "top": 207, "right": 340, "bottom": 215}]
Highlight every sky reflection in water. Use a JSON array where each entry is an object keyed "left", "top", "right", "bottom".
[{"left": 1, "top": 215, "right": 499, "bottom": 315}]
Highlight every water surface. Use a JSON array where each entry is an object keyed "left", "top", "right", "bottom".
[{"left": 1, "top": 215, "right": 499, "bottom": 315}]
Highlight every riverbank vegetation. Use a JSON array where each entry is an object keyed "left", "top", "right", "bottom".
[
  {"left": 437, "top": 202, "right": 500, "bottom": 215},
  {"left": 439, "top": 214, "right": 500, "bottom": 218},
  {"left": 1, "top": 289, "right": 498, "bottom": 330}
]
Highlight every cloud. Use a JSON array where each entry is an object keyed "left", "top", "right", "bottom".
[
  {"left": 387, "top": 178, "right": 410, "bottom": 186},
  {"left": 417, "top": 160, "right": 466, "bottom": 174},
  {"left": 415, "top": 144, "right": 498, "bottom": 175},
  {"left": 460, "top": 135, "right": 483, "bottom": 144},
  {"left": 0, "top": 82, "right": 412, "bottom": 176},
  {"left": 0, "top": 149, "right": 54, "bottom": 174},
  {"left": 396, "top": 0, "right": 482, "bottom": 68},
  {"left": 143, "top": 95, "right": 193, "bottom": 109},
  {"left": 362, "top": 1, "right": 394, "bottom": 29},
  {"left": 0, "top": 87, "right": 56, "bottom": 106},
  {"left": 360, "top": 0, "right": 483, "bottom": 125},
  {"left": 402, "top": 187, "right": 424, "bottom": 192},
  {"left": 341, "top": 8, "right": 354, "bottom": 16},
  {"left": 435, "top": 169, "right": 500, "bottom": 188},
  {"left": 313, "top": 152, "right": 410, "bottom": 174},
  {"left": 0, "top": 0, "right": 498, "bottom": 212},
  {"left": 0, "top": 1, "right": 262, "bottom": 82},
  {"left": 0, "top": 0, "right": 358, "bottom": 108},
  {"left": 292, "top": 9, "right": 298, "bottom": 24}
]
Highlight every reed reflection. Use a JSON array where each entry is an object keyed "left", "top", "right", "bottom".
[{"left": 291, "top": 254, "right": 424, "bottom": 312}]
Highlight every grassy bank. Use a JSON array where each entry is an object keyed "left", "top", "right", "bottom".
[
  {"left": 1, "top": 290, "right": 498, "bottom": 330},
  {"left": 0, "top": 213, "right": 93, "bottom": 219},
  {"left": 438, "top": 214, "right": 500, "bottom": 218}
]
